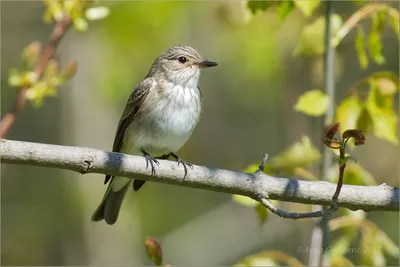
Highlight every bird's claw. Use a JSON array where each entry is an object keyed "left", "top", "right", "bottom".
[
  {"left": 176, "top": 158, "right": 194, "bottom": 178},
  {"left": 143, "top": 152, "right": 158, "bottom": 175}
]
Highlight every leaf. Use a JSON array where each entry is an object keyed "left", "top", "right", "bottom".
[
  {"left": 341, "top": 163, "right": 377, "bottom": 186},
  {"left": 232, "top": 195, "right": 259, "bottom": 207},
  {"left": 330, "top": 235, "right": 352, "bottom": 258},
  {"left": 330, "top": 256, "right": 355, "bottom": 266},
  {"left": 294, "top": 14, "right": 343, "bottom": 55},
  {"left": 356, "top": 106, "right": 373, "bottom": 132},
  {"left": 368, "top": 105, "right": 398, "bottom": 145},
  {"left": 360, "top": 233, "right": 386, "bottom": 266},
  {"left": 368, "top": 31, "right": 385, "bottom": 64},
  {"left": 293, "top": 0, "right": 320, "bottom": 17},
  {"left": 336, "top": 95, "right": 363, "bottom": 133},
  {"left": 234, "top": 251, "right": 304, "bottom": 266},
  {"left": 368, "top": 14, "right": 385, "bottom": 65},
  {"left": 145, "top": 237, "right": 163, "bottom": 266},
  {"left": 376, "top": 229, "right": 400, "bottom": 258},
  {"left": 355, "top": 26, "right": 368, "bottom": 69},
  {"left": 247, "top": 1, "right": 275, "bottom": 14},
  {"left": 276, "top": 0, "right": 295, "bottom": 21},
  {"left": 294, "top": 89, "right": 330, "bottom": 116},
  {"left": 389, "top": 13, "right": 399, "bottom": 39},
  {"left": 368, "top": 72, "right": 399, "bottom": 96},
  {"left": 270, "top": 136, "right": 321, "bottom": 171},
  {"left": 255, "top": 203, "right": 268, "bottom": 225},
  {"left": 85, "top": 6, "right": 110, "bottom": 21}
]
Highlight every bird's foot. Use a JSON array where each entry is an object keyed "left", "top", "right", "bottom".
[
  {"left": 141, "top": 150, "right": 159, "bottom": 175},
  {"left": 170, "top": 153, "right": 194, "bottom": 178}
]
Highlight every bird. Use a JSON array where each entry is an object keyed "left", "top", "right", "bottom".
[{"left": 91, "top": 45, "right": 217, "bottom": 225}]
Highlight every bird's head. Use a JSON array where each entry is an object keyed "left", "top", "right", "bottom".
[{"left": 148, "top": 45, "right": 217, "bottom": 87}]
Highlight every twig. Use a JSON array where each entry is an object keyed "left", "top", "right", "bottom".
[
  {"left": 1, "top": 139, "right": 398, "bottom": 213},
  {"left": 0, "top": 15, "right": 71, "bottom": 138},
  {"left": 333, "top": 3, "right": 399, "bottom": 45}
]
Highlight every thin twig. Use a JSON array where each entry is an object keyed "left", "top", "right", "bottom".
[
  {"left": 0, "top": 15, "right": 71, "bottom": 138},
  {"left": 333, "top": 3, "right": 399, "bottom": 45},
  {"left": 259, "top": 198, "right": 337, "bottom": 219}
]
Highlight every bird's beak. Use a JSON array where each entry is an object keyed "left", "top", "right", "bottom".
[{"left": 196, "top": 60, "right": 218, "bottom": 68}]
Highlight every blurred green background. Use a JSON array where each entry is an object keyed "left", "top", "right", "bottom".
[{"left": 1, "top": 1, "right": 398, "bottom": 265}]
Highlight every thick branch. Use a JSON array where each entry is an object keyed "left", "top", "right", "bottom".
[
  {"left": 0, "top": 15, "right": 71, "bottom": 138},
  {"left": 1, "top": 139, "right": 398, "bottom": 212}
]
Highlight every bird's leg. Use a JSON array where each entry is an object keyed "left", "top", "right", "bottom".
[
  {"left": 141, "top": 149, "right": 159, "bottom": 175},
  {"left": 170, "top": 153, "right": 194, "bottom": 178}
]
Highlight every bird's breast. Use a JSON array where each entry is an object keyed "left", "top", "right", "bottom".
[{"left": 124, "top": 84, "right": 202, "bottom": 155}]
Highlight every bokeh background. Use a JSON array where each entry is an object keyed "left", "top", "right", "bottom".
[{"left": 1, "top": 1, "right": 398, "bottom": 266}]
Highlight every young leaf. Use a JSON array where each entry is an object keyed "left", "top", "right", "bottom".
[
  {"left": 330, "top": 235, "right": 352, "bottom": 258},
  {"left": 293, "top": 0, "right": 320, "bottom": 18},
  {"left": 368, "top": 72, "right": 399, "bottom": 96},
  {"left": 294, "top": 89, "right": 330, "bottom": 117},
  {"left": 276, "top": 0, "right": 295, "bottom": 21},
  {"left": 294, "top": 14, "right": 343, "bottom": 55},
  {"left": 368, "top": 14, "right": 385, "bottom": 64},
  {"left": 341, "top": 163, "right": 376, "bottom": 186},
  {"left": 367, "top": 104, "right": 398, "bottom": 145},
  {"left": 232, "top": 195, "right": 258, "bottom": 207},
  {"left": 356, "top": 106, "right": 372, "bottom": 132},
  {"left": 366, "top": 87, "right": 398, "bottom": 145},
  {"left": 85, "top": 6, "right": 110, "bottom": 21},
  {"left": 376, "top": 229, "right": 400, "bottom": 258},
  {"left": 255, "top": 203, "right": 268, "bottom": 225},
  {"left": 270, "top": 136, "right": 321, "bottom": 171},
  {"left": 234, "top": 251, "right": 304, "bottom": 266},
  {"left": 336, "top": 96, "right": 363, "bottom": 133},
  {"left": 145, "top": 237, "right": 163, "bottom": 266},
  {"left": 389, "top": 13, "right": 399, "bottom": 39},
  {"left": 330, "top": 256, "right": 355, "bottom": 266},
  {"left": 247, "top": 1, "right": 275, "bottom": 14},
  {"left": 355, "top": 26, "right": 368, "bottom": 69}
]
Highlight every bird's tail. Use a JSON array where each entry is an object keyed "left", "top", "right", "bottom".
[{"left": 91, "top": 177, "right": 131, "bottom": 225}]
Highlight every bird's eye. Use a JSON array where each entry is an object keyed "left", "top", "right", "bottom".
[{"left": 178, "top": 56, "right": 187, "bottom": 63}]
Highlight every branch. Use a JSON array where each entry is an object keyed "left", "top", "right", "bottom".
[
  {"left": 1, "top": 139, "right": 398, "bottom": 213},
  {"left": 0, "top": 15, "right": 71, "bottom": 138}
]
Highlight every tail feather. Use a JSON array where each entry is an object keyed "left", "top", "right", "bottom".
[{"left": 91, "top": 177, "right": 130, "bottom": 225}]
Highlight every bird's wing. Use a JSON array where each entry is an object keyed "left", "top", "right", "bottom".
[{"left": 104, "top": 78, "right": 154, "bottom": 184}]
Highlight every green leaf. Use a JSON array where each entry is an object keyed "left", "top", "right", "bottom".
[
  {"left": 293, "top": 0, "right": 320, "bottom": 17},
  {"left": 389, "top": 13, "right": 399, "bottom": 39},
  {"left": 255, "top": 203, "right": 268, "bottom": 225},
  {"left": 247, "top": 1, "right": 275, "bottom": 14},
  {"left": 330, "top": 256, "right": 355, "bottom": 266},
  {"left": 375, "top": 10, "right": 388, "bottom": 32},
  {"left": 368, "top": 14, "right": 385, "bottom": 65},
  {"left": 366, "top": 86, "right": 398, "bottom": 145},
  {"left": 270, "top": 136, "right": 321, "bottom": 171},
  {"left": 336, "top": 95, "right": 363, "bottom": 133},
  {"left": 294, "top": 89, "right": 330, "bottom": 116},
  {"left": 234, "top": 251, "right": 304, "bottom": 266},
  {"left": 232, "top": 195, "right": 259, "bottom": 207},
  {"left": 368, "top": 31, "right": 385, "bottom": 64},
  {"left": 294, "top": 14, "right": 343, "bottom": 55},
  {"left": 377, "top": 230, "right": 400, "bottom": 258},
  {"left": 330, "top": 235, "right": 352, "bottom": 258},
  {"left": 368, "top": 72, "right": 399, "bottom": 96},
  {"left": 356, "top": 106, "right": 373, "bottom": 132},
  {"left": 85, "top": 6, "right": 110, "bottom": 21},
  {"left": 355, "top": 26, "right": 368, "bottom": 69},
  {"left": 276, "top": 0, "right": 295, "bottom": 21},
  {"left": 368, "top": 104, "right": 398, "bottom": 145},
  {"left": 144, "top": 237, "right": 163, "bottom": 266},
  {"left": 341, "top": 163, "right": 377, "bottom": 186}
]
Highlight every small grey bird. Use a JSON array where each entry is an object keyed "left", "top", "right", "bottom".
[{"left": 91, "top": 45, "right": 217, "bottom": 225}]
